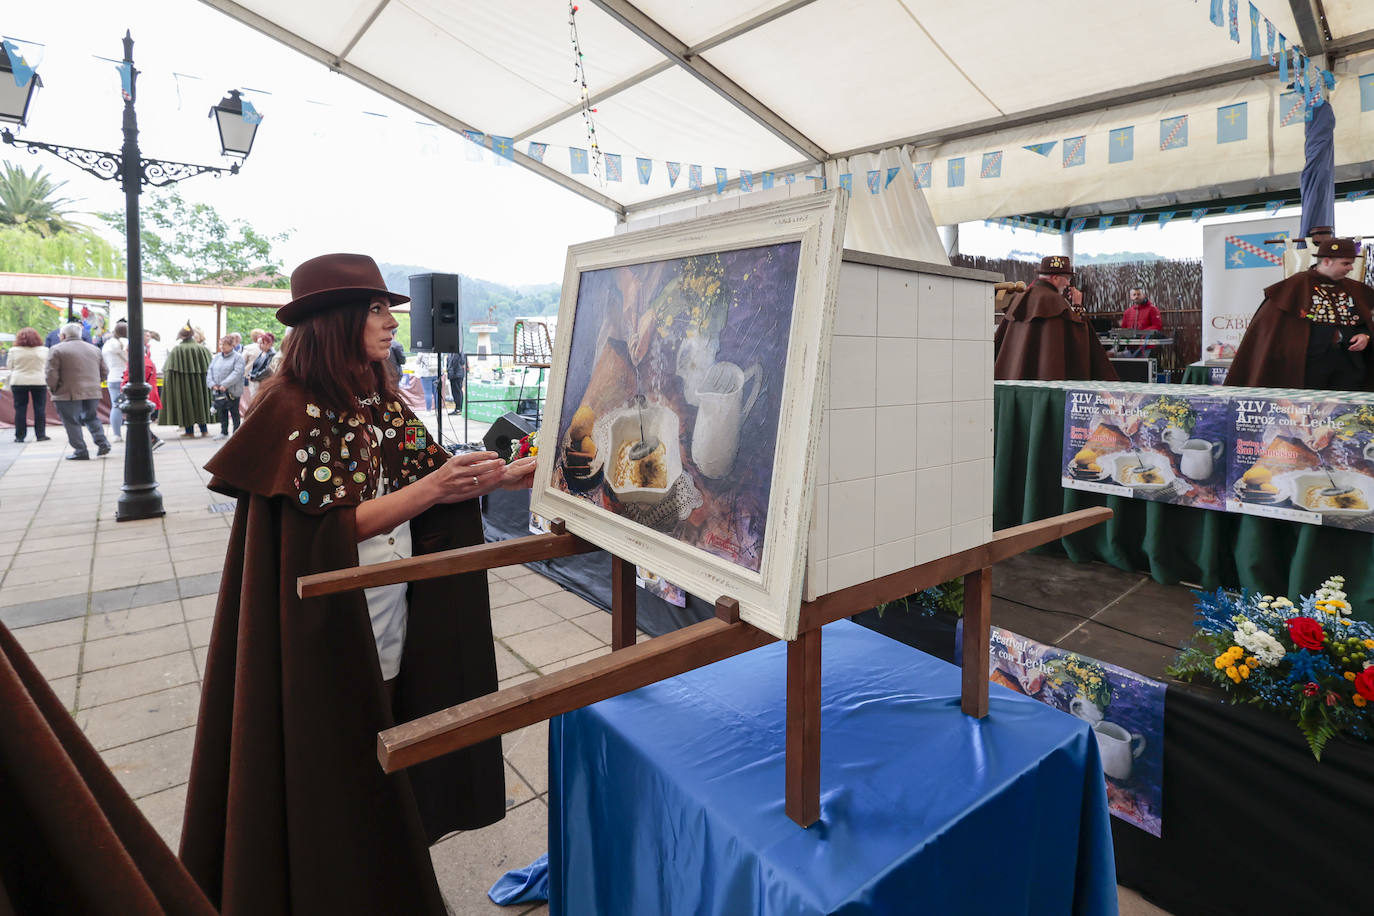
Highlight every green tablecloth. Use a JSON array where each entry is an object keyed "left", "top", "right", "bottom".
[
  {"left": 993, "top": 382, "right": 1374, "bottom": 620},
  {"left": 1179, "top": 365, "right": 1210, "bottom": 385}
]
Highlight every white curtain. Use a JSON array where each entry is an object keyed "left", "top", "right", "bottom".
[{"left": 823, "top": 146, "right": 947, "bottom": 265}]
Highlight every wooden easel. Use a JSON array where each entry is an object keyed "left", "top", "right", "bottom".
[{"left": 299, "top": 507, "right": 1110, "bottom": 827}]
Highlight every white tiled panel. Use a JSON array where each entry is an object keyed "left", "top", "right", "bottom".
[{"left": 804, "top": 254, "right": 998, "bottom": 602}]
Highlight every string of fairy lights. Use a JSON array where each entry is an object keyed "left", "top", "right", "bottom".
[{"left": 568, "top": 2, "right": 603, "bottom": 184}]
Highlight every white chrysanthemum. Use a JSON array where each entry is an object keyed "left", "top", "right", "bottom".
[{"left": 1234, "top": 627, "right": 1286, "bottom": 666}]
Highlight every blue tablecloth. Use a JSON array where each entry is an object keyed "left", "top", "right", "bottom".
[{"left": 548, "top": 621, "right": 1118, "bottom": 915}]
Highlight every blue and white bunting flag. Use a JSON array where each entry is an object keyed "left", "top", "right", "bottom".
[
  {"left": 1347, "top": 190, "right": 1372, "bottom": 202},
  {"left": 784, "top": 172, "right": 796, "bottom": 184},
  {"left": 1157, "top": 210, "right": 1178, "bottom": 229},
  {"left": 1160, "top": 115, "right": 1188, "bottom": 150},
  {"left": 1249, "top": 4, "right": 1261, "bottom": 59},
  {"left": 1210, "top": 0, "right": 1224, "bottom": 27},
  {"left": 1191, "top": 208, "right": 1209, "bottom": 222},
  {"left": 605, "top": 153, "right": 622, "bottom": 182},
  {"left": 914, "top": 162, "right": 932, "bottom": 189},
  {"left": 981, "top": 150, "right": 1002, "bottom": 178},
  {"left": 2, "top": 40, "right": 36, "bottom": 88},
  {"left": 688, "top": 164, "right": 702, "bottom": 189},
  {"left": 527, "top": 142, "right": 548, "bottom": 163},
  {"left": 838, "top": 173, "right": 853, "bottom": 196},
  {"left": 240, "top": 99, "right": 263, "bottom": 126},
  {"left": 885, "top": 166, "right": 901, "bottom": 188},
  {"left": 1359, "top": 72, "right": 1374, "bottom": 111},
  {"left": 117, "top": 61, "right": 134, "bottom": 101},
  {"left": 1217, "top": 103, "right": 1247, "bottom": 143},
  {"left": 636, "top": 157, "right": 652, "bottom": 184},
  {"left": 1265, "top": 199, "right": 1284, "bottom": 216},
  {"left": 1109, "top": 127, "right": 1134, "bottom": 163},
  {"left": 489, "top": 135, "right": 514, "bottom": 162},
  {"left": 1128, "top": 213, "right": 1145, "bottom": 230},
  {"left": 1023, "top": 141, "right": 1056, "bottom": 157},
  {"left": 740, "top": 170, "right": 754, "bottom": 191},
  {"left": 762, "top": 171, "right": 774, "bottom": 190},
  {"left": 463, "top": 130, "right": 485, "bottom": 162},
  {"left": 1224, "top": 204, "right": 1245, "bottom": 214},
  {"left": 570, "top": 147, "right": 589, "bottom": 174},
  {"left": 1229, "top": 0, "right": 1240, "bottom": 42},
  {"left": 1266, "top": 20, "right": 1276, "bottom": 63},
  {"left": 1098, "top": 216, "right": 1115, "bottom": 230},
  {"left": 1279, "top": 91, "right": 1304, "bottom": 126},
  {"left": 1278, "top": 35, "right": 1288, "bottom": 83},
  {"left": 666, "top": 161, "right": 682, "bottom": 186},
  {"left": 1069, "top": 217, "right": 1087, "bottom": 233},
  {"left": 947, "top": 158, "right": 965, "bottom": 188},
  {"left": 866, "top": 170, "right": 881, "bottom": 194},
  {"left": 1062, "top": 136, "right": 1085, "bottom": 168},
  {"left": 806, "top": 174, "right": 827, "bottom": 190},
  {"left": 715, "top": 167, "right": 728, "bottom": 194}
]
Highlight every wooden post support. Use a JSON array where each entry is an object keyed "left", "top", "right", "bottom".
[
  {"left": 960, "top": 567, "right": 993, "bottom": 718},
  {"left": 785, "top": 626, "right": 822, "bottom": 827},
  {"left": 611, "top": 555, "right": 638, "bottom": 651},
  {"left": 714, "top": 596, "right": 739, "bottom": 623}
]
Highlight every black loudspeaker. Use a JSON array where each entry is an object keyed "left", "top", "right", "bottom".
[
  {"left": 482, "top": 411, "right": 536, "bottom": 461},
  {"left": 408, "top": 273, "right": 460, "bottom": 352}
]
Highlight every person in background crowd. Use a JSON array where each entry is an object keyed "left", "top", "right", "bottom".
[
  {"left": 413, "top": 350, "right": 438, "bottom": 411},
  {"left": 1116, "top": 286, "right": 1163, "bottom": 357},
  {"left": 6, "top": 327, "right": 50, "bottom": 443},
  {"left": 46, "top": 323, "right": 111, "bottom": 461},
  {"left": 447, "top": 349, "right": 466, "bottom": 415},
  {"left": 181, "top": 252, "right": 533, "bottom": 913},
  {"left": 146, "top": 329, "right": 169, "bottom": 373},
  {"left": 246, "top": 331, "right": 277, "bottom": 403},
  {"left": 122, "top": 343, "right": 163, "bottom": 451},
  {"left": 46, "top": 320, "right": 92, "bottom": 348},
  {"left": 1226, "top": 237, "right": 1374, "bottom": 390},
  {"left": 101, "top": 320, "right": 130, "bottom": 442},
  {"left": 205, "top": 335, "right": 244, "bottom": 440},
  {"left": 229, "top": 332, "right": 243, "bottom": 353},
  {"left": 995, "top": 255, "right": 1119, "bottom": 381},
  {"left": 389, "top": 336, "right": 406, "bottom": 376},
  {"left": 191, "top": 326, "right": 207, "bottom": 346},
  {"left": 163, "top": 325, "right": 213, "bottom": 437},
  {"left": 239, "top": 328, "right": 265, "bottom": 411}
]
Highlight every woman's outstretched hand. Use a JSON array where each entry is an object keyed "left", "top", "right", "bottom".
[
  {"left": 502, "top": 456, "right": 537, "bottom": 490},
  {"left": 426, "top": 450, "right": 508, "bottom": 504}
]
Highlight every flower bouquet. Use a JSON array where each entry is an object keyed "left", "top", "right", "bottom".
[
  {"left": 1169, "top": 575, "right": 1374, "bottom": 759},
  {"left": 510, "top": 429, "right": 538, "bottom": 463}
]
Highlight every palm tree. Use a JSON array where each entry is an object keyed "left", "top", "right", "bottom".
[{"left": 0, "top": 161, "right": 82, "bottom": 236}]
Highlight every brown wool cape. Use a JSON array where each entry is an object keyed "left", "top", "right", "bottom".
[
  {"left": 1224, "top": 269, "right": 1374, "bottom": 389},
  {"left": 0, "top": 622, "right": 217, "bottom": 915},
  {"left": 994, "top": 279, "right": 1120, "bottom": 382},
  {"left": 179, "top": 382, "right": 504, "bottom": 915}
]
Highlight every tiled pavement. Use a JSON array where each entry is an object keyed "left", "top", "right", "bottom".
[
  {"left": 0, "top": 423, "right": 619, "bottom": 916},
  {"left": 1, "top": 423, "right": 1169, "bottom": 916}
]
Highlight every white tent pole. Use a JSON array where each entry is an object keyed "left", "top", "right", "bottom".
[{"left": 940, "top": 225, "right": 959, "bottom": 258}]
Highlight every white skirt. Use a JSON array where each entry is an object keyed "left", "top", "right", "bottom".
[{"left": 359, "top": 520, "right": 413, "bottom": 680}]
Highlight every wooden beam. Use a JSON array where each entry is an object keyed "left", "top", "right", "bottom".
[
  {"left": 611, "top": 555, "right": 638, "bottom": 650},
  {"left": 785, "top": 627, "right": 822, "bottom": 827},
  {"left": 379, "top": 616, "right": 775, "bottom": 773},
  {"left": 960, "top": 568, "right": 993, "bottom": 718},
  {"left": 798, "top": 507, "right": 1111, "bottom": 632},
  {"left": 297, "top": 531, "right": 598, "bottom": 598}
]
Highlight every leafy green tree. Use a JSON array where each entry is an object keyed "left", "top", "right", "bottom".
[
  {"left": 0, "top": 162, "right": 81, "bottom": 237},
  {"left": 100, "top": 189, "right": 292, "bottom": 286},
  {"left": 0, "top": 225, "right": 125, "bottom": 336}
]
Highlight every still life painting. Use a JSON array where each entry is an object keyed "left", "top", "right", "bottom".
[{"left": 531, "top": 193, "right": 848, "bottom": 639}]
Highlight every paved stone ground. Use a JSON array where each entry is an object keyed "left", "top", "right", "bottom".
[{"left": 0, "top": 416, "right": 1168, "bottom": 916}]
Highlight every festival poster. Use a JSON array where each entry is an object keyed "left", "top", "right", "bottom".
[
  {"left": 962, "top": 625, "right": 1166, "bottom": 836},
  {"left": 1062, "top": 389, "right": 1231, "bottom": 511},
  {"left": 1228, "top": 396, "right": 1374, "bottom": 531}
]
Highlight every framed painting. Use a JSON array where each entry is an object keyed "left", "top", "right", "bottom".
[{"left": 530, "top": 192, "right": 848, "bottom": 639}]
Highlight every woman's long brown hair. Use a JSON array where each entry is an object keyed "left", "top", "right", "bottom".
[{"left": 257, "top": 301, "right": 400, "bottom": 413}]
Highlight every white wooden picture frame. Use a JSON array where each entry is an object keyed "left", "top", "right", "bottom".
[{"left": 531, "top": 191, "right": 848, "bottom": 639}]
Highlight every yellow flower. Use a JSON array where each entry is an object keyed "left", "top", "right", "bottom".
[
  {"left": 1346, "top": 671, "right": 1358, "bottom": 682},
  {"left": 1214, "top": 656, "right": 1229, "bottom": 669},
  {"left": 1356, "top": 695, "right": 1368, "bottom": 708},
  {"left": 1363, "top": 639, "right": 1374, "bottom": 650},
  {"left": 1238, "top": 664, "right": 1250, "bottom": 679},
  {"left": 1245, "top": 657, "right": 1259, "bottom": 668},
  {"left": 1226, "top": 666, "right": 1241, "bottom": 683},
  {"left": 1339, "top": 619, "right": 1353, "bottom": 627}
]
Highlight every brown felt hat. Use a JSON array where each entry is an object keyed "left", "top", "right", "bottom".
[
  {"left": 1315, "top": 238, "right": 1361, "bottom": 259},
  {"left": 277, "top": 253, "right": 409, "bottom": 325},
  {"left": 1038, "top": 255, "right": 1073, "bottom": 275}
]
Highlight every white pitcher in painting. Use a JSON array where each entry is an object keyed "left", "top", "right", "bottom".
[
  {"left": 1093, "top": 720, "right": 1146, "bottom": 781},
  {"left": 691, "top": 361, "right": 761, "bottom": 478}
]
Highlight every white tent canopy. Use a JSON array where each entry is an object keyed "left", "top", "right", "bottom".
[{"left": 202, "top": 0, "right": 1374, "bottom": 225}]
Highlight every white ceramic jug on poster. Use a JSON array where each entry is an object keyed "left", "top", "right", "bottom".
[
  {"left": 691, "top": 361, "right": 761, "bottom": 478},
  {"left": 1093, "top": 720, "right": 1146, "bottom": 781},
  {"left": 1179, "top": 439, "right": 1224, "bottom": 480},
  {"left": 1068, "top": 696, "right": 1104, "bottom": 726}
]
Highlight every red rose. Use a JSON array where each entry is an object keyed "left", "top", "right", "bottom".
[
  {"left": 1356, "top": 669, "right": 1374, "bottom": 702},
  {"left": 1287, "top": 617, "right": 1326, "bottom": 651},
  {"left": 1303, "top": 682, "right": 1320, "bottom": 697}
]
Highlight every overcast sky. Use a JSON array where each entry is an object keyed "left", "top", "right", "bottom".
[{"left": 4, "top": 1, "right": 1370, "bottom": 284}]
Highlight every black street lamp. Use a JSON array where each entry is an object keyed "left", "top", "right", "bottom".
[{"left": 0, "top": 32, "right": 259, "bottom": 521}]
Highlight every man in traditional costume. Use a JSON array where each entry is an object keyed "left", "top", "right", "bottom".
[
  {"left": 994, "top": 255, "right": 1119, "bottom": 381},
  {"left": 1225, "top": 238, "right": 1374, "bottom": 390},
  {"left": 162, "top": 324, "right": 213, "bottom": 436}
]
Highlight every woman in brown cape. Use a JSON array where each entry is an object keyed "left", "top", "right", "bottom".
[{"left": 179, "top": 253, "right": 537, "bottom": 914}]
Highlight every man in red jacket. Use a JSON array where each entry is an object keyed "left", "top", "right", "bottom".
[{"left": 1117, "top": 286, "right": 1163, "bottom": 357}]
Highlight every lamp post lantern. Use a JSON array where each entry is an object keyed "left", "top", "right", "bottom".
[{"left": 0, "top": 31, "right": 259, "bottom": 521}]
